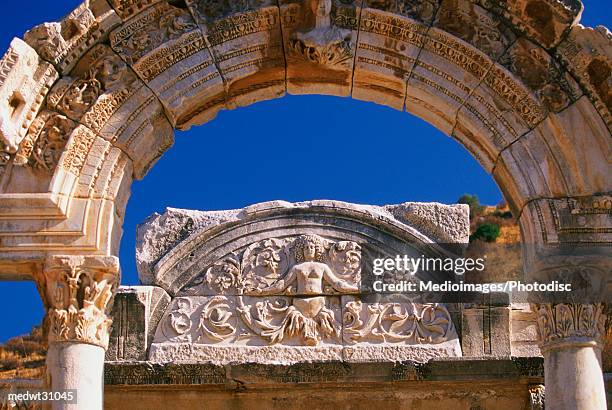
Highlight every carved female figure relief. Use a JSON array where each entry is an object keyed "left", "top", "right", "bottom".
[
  {"left": 253, "top": 234, "right": 358, "bottom": 296},
  {"left": 240, "top": 235, "right": 358, "bottom": 346},
  {"left": 289, "top": 0, "right": 353, "bottom": 66}
]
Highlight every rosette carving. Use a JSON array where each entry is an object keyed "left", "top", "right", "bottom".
[
  {"left": 197, "top": 296, "right": 237, "bottom": 342},
  {"left": 242, "top": 239, "right": 289, "bottom": 291}
]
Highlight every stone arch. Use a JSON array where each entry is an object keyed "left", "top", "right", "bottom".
[
  {"left": 0, "top": 1, "right": 609, "bottom": 409},
  {"left": 0, "top": 0, "right": 609, "bottom": 272}
]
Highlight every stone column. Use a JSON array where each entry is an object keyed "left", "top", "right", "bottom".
[
  {"left": 534, "top": 303, "right": 608, "bottom": 410},
  {"left": 36, "top": 256, "right": 120, "bottom": 410}
]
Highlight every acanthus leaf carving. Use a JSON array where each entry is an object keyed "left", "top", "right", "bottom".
[
  {"left": 534, "top": 303, "right": 607, "bottom": 351},
  {"left": 48, "top": 46, "right": 138, "bottom": 123},
  {"left": 289, "top": 0, "right": 354, "bottom": 66},
  {"left": 38, "top": 256, "right": 120, "bottom": 349},
  {"left": 342, "top": 299, "right": 454, "bottom": 344}
]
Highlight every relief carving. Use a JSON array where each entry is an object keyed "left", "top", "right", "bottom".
[
  {"left": 111, "top": 3, "right": 198, "bottom": 66},
  {"left": 289, "top": 0, "right": 354, "bottom": 66},
  {"left": 534, "top": 303, "right": 607, "bottom": 351},
  {"left": 47, "top": 46, "right": 138, "bottom": 123},
  {"left": 434, "top": 0, "right": 513, "bottom": 59},
  {"left": 187, "top": 0, "right": 274, "bottom": 23},
  {"left": 500, "top": 38, "right": 579, "bottom": 113},
  {"left": 343, "top": 299, "right": 455, "bottom": 344},
  {"left": 24, "top": 2, "right": 120, "bottom": 74},
  {"left": 154, "top": 233, "right": 458, "bottom": 353},
  {"left": 238, "top": 235, "right": 356, "bottom": 345},
  {"left": 14, "top": 112, "right": 76, "bottom": 172},
  {"left": 24, "top": 6, "right": 96, "bottom": 65},
  {"left": 182, "top": 234, "right": 361, "bottom": 295},
  {"left": 237, "top": 296, "right": 342, "bottom": 345},
  {"left": 38, "top": 256, "right": 120, "bottom": 349},
  {"left": 365, "top": 0, "right": 439, "bottom": 24}
]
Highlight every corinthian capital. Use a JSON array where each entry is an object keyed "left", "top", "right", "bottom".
[
  {"left": 534, "top": 303, "right": 608, "bottom": 352},
  {"left": 36, "top": 255, "right": 120, "bottom": 349}
]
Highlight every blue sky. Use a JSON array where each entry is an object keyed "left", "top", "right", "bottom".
[{"left": 1, "top": 1, "right": 610, "bottom": 342}]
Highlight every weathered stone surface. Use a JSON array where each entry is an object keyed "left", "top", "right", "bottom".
[
  {"left": 510, "top": 303, "right": 541, "bottom": 357},
  {"left": 282, "top": 0, "right": 360, "bottom": 96},
  {"left": 475, "top": 0, "right": 582, "bottom": 50},
  {"left": 190, "top": 2, "right": 286, "bottom": 109},
  {"left": 384, "top": 202, "right": 469, "bottom": 244},
  {"left": 433, "top": 0, "right": 516, "bottom": 61},
  {"left": 557, "top": 25, "right": 612, "bottom": 132},
  {"left": 460, "top": 296, "right": 512, "bottom": 358},
  {"left": 106, "top": 286, "right": 170, "bottom": 361},
  {"left": 24, "top": 1, "right": 121, "bottom": 74},
  {"left": 44, "top": 44, "right": 173, "bottom": 179},
  {"left": 0, "top": 39, "right": 57, "bottom": 162},
  {"left": 110, "top": 2, "right": 225, "bottom": 129},
  {"left": 134, "top": 201, "right": 467, "bottom": 364},
  {"left": 136, "top": 200, "right": 469, "bottom": 293},
  {"left": 108, "top": 0, "right": 163, "bottom": 21},
  {"left": 499, "top": 37, "right": 582, "bottom": 114},
  {"left": 0, "top": 1, "right": 608, "bottom": 408},
  {"left": 136, "top": 207, "right": 241, "bottom": 285},
  {"left": 104, "top": 359, "right": 544, "bottom": 409},
  {"left": 352, "top": 9, "right": 426, "bottom": 110}
]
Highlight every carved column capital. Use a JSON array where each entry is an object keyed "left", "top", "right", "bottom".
[
  {"left": 35, "top": 255, "right": 120, "bottom": 350},
  {"left": 533, "top": 303, "right": 607, "bottom": 353}
]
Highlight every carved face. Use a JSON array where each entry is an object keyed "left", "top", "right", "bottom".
[
  {"left": 312, "top": 0, "right": 332, "bottom": 17},
  {"left": 95, "top": 56, "right": 126, "bottom": 90},
  {"left": 294, "top": 235, "right": 325, "bottom": 263},
  {"left": 303, "top": 242, "right": 317, "bottom": 261}
]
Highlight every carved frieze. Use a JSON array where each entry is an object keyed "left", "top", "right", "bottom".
[
  {"left": 47, "top": 45, "right": 138, "bottom": 124},
  {"left": 181, "top": 234, "right": 361, "bottom": 296},
  {"left": 14, "top": 111, "right": 76, "bottom": 172},
  {"left": 108, "top": 0, "right": 164, "bottom": 21},
  {"left": 433, "top": 0, "right": 515, "bottom": 60},
  {"left": 24, "top": 2, "right": 121, "bottom": 74},
  {"left": 353, "top": 9, "right": 427, "bottom": 108},
  {"left": 189, "top": 1, "right": 285, "bottom": 109},
  {"left": 499, "top": 38, "right": 581, "bottom": 113},
  {"left": 150, "top": 232, "right": 460, "bottom": 363},
  {"left": 521, "top": 195, "right": 612, "bottom": 246},
  {"left": 473, "top": 0, "right": 582, "bottom": 49},
  {"left": 37, "top": 256, "right": 120, "bottom": 349},
  {"left": 364, "top": 0, "right": 440, "bottom": 25},
  {"left": 187, "top": 0, "right": 276, "bottom": 24},
  {"left": 110, "top": 2, "right": 225, "bottom": 127},
  {"left": 343, "top": 298, "right": 455, "bottom": 344},
  {"left": 43, "top": 43, "right": 172, "bottom": 179}
]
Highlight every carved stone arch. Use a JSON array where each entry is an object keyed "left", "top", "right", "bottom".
[{"left": 0, "top": 1, "right": 608, "bottom": 280}]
